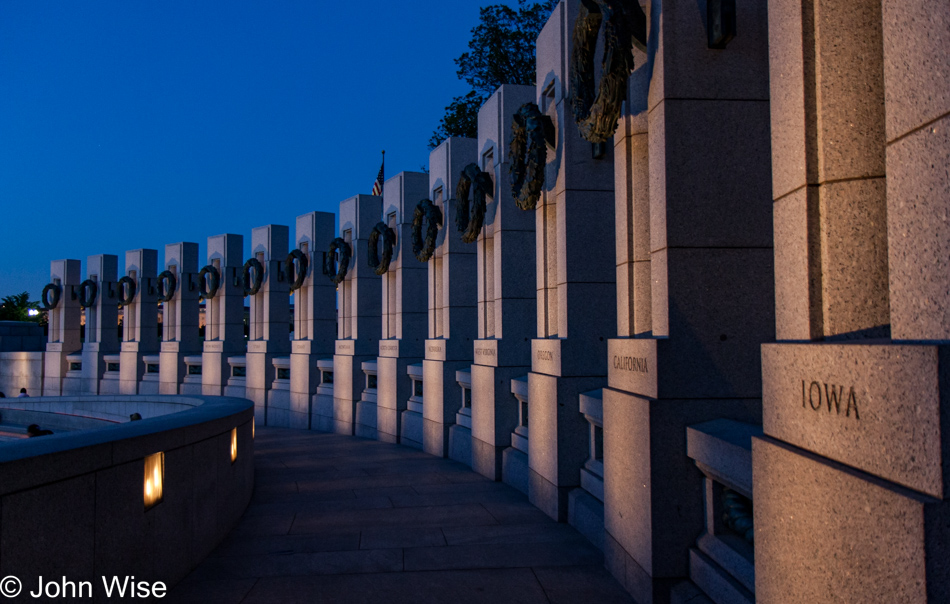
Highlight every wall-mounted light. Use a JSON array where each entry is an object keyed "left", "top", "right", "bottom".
[
  {"left": 144, "top": 452, "right": 164, "bottom": 510},
  {"left": 230, "top": 427, "right": 238, "bottom": 463},
  {"left": 252, "top": 418, "right": 255, "bottom": 439}
]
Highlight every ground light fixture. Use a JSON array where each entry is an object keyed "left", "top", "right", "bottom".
[
  {"left": 230, "top": 427, "right": 238, "bottom": 464},
  {"left": 143, "top": 452, "right": 164, "bottom": 510}
]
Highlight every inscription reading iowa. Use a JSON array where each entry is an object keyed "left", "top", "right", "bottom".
[
  {"left": 613, "top": 355, "right": 648, "bottom": 373},
  {"left": 801, "top": 380, "right": 860, "bottom": 420}
]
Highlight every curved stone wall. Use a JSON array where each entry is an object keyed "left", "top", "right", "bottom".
[{"left": 0, "top": 395, "right": 254, "bottom": 597}]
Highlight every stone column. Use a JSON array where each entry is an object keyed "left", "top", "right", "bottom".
[
  {"left": 335, "top": 194, "right": 382, "bottom": 436},
  {"left": 377, "top": 171, "right": 429, "bottom": 446},
  {"left": 158, "top": 242, "right": 200, "bottom": 394},
  {"left": 201, "top": 234, "right": 245, "bottom": 396},
  {"left": 604, "top": 0, "right": 774, "bottom": 598},
  {"left": 422, "top": 137, "right": 478, "bottom": 459},
  {"left": 753, "top": 0, "right": 950, "bottom": 601},
  {"left": 118, "top": 248, "right": 158, "bottom": 394},
  {"left": 42, "top": 259, "right": 81, "bottom": 396},
  {"left": 81, "top": 254, "right": 119, "bottom": 395},
  {"left": 289, "top": 211, "right": 337, "bottom": 430},
  {"left": 527, "top": 0, "right": 617, "bottom": 523},
  {"left": 470, "top": 83, "right": 538, "bottom": 484},
  {"left": 246, "top": 224, "right": 290, "bottom": 425}
]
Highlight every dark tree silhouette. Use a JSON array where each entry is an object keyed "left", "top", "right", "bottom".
[{"left": 429, "top": 0, "right": 558, "bottom": 149}]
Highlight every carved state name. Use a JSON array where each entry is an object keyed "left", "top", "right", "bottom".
[
  {"left": 613, "top": 355, "right": 648, "bottom": 373},
  {"left": 428, "top": 345, "right": 442, "bottom": 353},
  {"left": 476, "top": 349, "right": 496, "bottom": 356},
  {"left": 536, "top": 350, "right": 554, "bottom": 361},
  {"left": 380, "top": 344, "right": 398, "bottom": 352},
  {"left": 801, "top": 380, "right": 860, "bottom": 420}
]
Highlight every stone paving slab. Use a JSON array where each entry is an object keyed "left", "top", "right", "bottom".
[{"left": 170, "top": 428, "right": 633, "bottom": 603}]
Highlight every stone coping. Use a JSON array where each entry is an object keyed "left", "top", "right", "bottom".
[{"left": 0, "top": 394, "right": 254, "bottom": 497}]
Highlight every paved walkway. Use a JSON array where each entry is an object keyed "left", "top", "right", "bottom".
[{"left": 171, "top": 427, "right": 633, "bottom": 603}]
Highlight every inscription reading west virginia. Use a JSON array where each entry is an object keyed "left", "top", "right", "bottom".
[
  {"left": 613, "top": 356, "right": 649, "bottom": 373},
  {"left": 801, "top": 380, "right": 860, "bottom": 420}
]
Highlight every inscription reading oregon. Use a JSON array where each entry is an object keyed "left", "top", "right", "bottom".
[
  {"left": 613, "top": 355, "right": 648, "bottom": 373},
  {"left": 476, "top": 349, "right": 496, "bottom": 356},
  {"left": 801, "top": 380, "right": 860, "bottom": 420}
]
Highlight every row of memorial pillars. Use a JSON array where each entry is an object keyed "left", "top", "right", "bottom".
[
  {"left": 40, "top": 216, "right": 336, "bottom": 408},
  {"left": 756, "top": 0, "right": 950, "bottom": 599},
  {"left": 424, "top": 137, "right": 478, "bottom": 460},
  {"left": 602, "top": 0, "right": 775, "bottom": 601}
]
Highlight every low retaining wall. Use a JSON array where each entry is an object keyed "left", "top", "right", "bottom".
[{"left": 0, "top": 395, "right": 254, "bottom": 601}]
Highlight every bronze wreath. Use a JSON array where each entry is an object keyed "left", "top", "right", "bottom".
[
  {"left": 198, "top": 265, "right": 220, "bottom": 299},
  {"left": 78, "top": 279, "right": 98, "bottom": 308},
  {"left": 325, "top": 238, "right": 351, "bottom": 285},
  {"left": 569, "top": 0, "right": 642, "bottom": 144},
  {"left": 117, "top": 275, "right": 137, "bottom": 307},
  {"left": 411, "top": 199, "right": 443, "bottom": 262},
  {"left": 157, "top": 270, "right": 177, "bottom": 302},
  {"left": 242, "top": 258, "right": 264, "bottom": 296},
  {"left": 508, "top": 103, "right": 549, "bottom": 211},
  {"left": 367, "top": 222, "right": 396, "bottom": 276},
  {"left": 456, "top": 163, "right": 493, "bottom": 243},
  {"left": 286, "top": 249, "right": 309, "bottom": 291},
  {"left": 40, "top": 283, "right": 61, "bottom": 310}
]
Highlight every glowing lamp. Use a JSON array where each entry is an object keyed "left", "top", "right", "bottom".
[
  {"left": 230, "top": 427, "right": 238, "bottom": 463},
  {"left": 144, "top": 452, "right": 164, "bottom": 510}
]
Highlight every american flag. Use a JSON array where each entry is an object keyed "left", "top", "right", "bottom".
[{"left": 372, "top": 151, "right": 385, "bottom": 196}]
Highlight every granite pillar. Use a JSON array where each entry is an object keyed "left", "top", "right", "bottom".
[
  {"left": 79, "top": 254, "right": 119, "bottom": 395},
  {"left": 118, "top": 248, "right": 158, "bottom": 395},
  {"left": 42, "top": 259, "right": 82, "bottom": 396},
  {"left": 528, "top": 0, "right": 617, "bottom": 523},
  {"left": 599, "top": 0, "right": 775, "bottom": 600},
  {"left": 158, "top": 242, "right": 200, "bottom": 395},
  {"left": 422, "top": 137, "right": 479, "bottom": 459},
  {"left": 335, "top": 194, "right": 383, "bottom": 436},
  {"left": 754, "top": 0, "right": 950, "bottom": 600},
  {"left": 246, "top": 224, "right": 290, "bottom": 426},
  {"left": 289, "top": 211, "right": 337, "bottom": 430},
  {"left": 470, "top": 83, "right": 539, "bottom": 483},
  {"left": 376, "top": 171, "right": 428, "bottom": 446},
  {"left": 200, "top": 234, "right": 245, "bottom": 396}
]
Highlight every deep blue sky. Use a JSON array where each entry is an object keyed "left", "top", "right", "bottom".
[{"left": 0, "top": 0, "right": 495, "bottom": 299}]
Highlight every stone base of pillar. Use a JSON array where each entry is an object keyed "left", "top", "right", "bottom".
[
  {"left": 527, "top": 372, "right": 602, "bottom": 522},
  {"left": 448, "top": 424, "right": 472, "bottom": 466},
  {"left": 400, "top": 410, "right": 423, "bottom": 449},
  {"left": 471, "top": 364, "right": 527, "bottom": 481},
  {"left": 502, "top": 447, "right": 529, "bottom": 495},
  {"left": 568, "top": 488, "right": 604, "bottom": 552},
  {"left": 355, "top": 400, "right": 377, "bottom": 439},
  {"left": 42, "top": 344, "right": 73, "bottom": 396}
]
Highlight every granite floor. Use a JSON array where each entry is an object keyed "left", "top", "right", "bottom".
[{"left": 170, "top": 427, "right": 633, "bottom": 604}]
